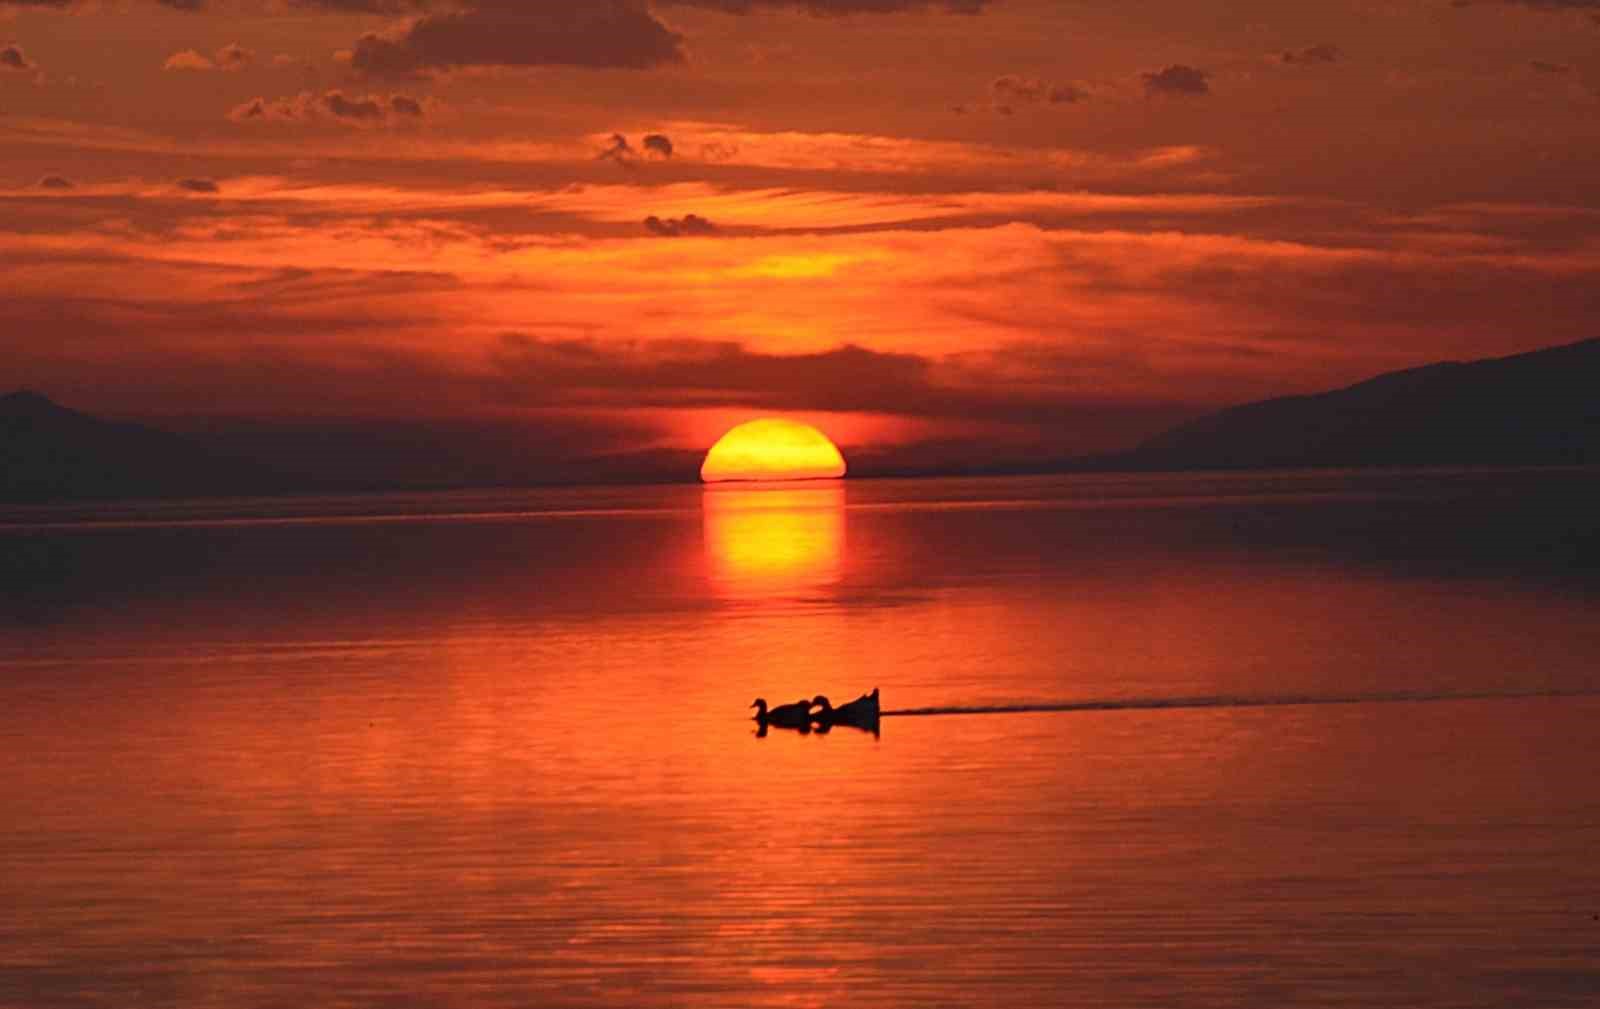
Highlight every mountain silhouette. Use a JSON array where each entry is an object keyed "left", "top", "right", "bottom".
[
  {"left": 1122, "top": 338, "right": 1600, "bottom": 471},
  {"left": 1, "top": 390, "right": 278, "bottom": 502},
  {"left": 1, "top": 392, "right": 698, "bottom": 502}
]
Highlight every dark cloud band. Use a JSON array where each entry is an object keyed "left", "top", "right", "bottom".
[
  {"left": 1143, "top": 64, "right": 1209, "bottom": 97},
  {"left": 349, "top": 3, "right": 686, "bottom": 76}
]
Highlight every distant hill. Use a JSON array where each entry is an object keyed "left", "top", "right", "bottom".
[
  {"left": 1121, "top": 338, "right": 1600, "bottom": 471},
  {"left": 0, "top": 392, "right": 700, "bottom": 503},
  {"left": 0, "top": 391, "right": 279, "bottom": 503}
]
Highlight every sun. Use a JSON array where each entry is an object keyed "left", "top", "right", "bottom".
[{"left": 700, "top": 418, "right": 848, "bottom": 483}]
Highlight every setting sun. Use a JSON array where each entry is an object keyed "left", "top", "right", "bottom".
[{"left": 700, "top": 418, "right": 848, "bottom": 483}]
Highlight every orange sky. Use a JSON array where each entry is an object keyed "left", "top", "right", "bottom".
[{"left": 3, "top": 0, "right": 1599, "bottom": 473}]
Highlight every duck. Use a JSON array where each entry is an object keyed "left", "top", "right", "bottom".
[
  {"left": 810, "top": 687, "right": 880, "bottom": 729},
  {"left": 751, "top": 697, "right": 814, "bottom": 730}
]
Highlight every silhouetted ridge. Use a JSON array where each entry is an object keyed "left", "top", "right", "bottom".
[
  {"left": 1125, "top": 338, "right": 1600, "bottom": 470},
  {"left": 1, "top": 389, "right": 72, "bottom": 419},
  {"left": 1, "top": 391, "right": 278, "bottom": 503}
]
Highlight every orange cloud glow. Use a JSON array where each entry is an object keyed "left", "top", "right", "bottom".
[{"left": 2, "top": 0, "right": 1597, "bottom": 478}]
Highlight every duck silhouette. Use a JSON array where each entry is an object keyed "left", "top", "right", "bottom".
[
  {"left": 811, "top": 688, "right": 880, "bottom": 731},
  {"left": 751, "top": 697, "right": 814, "bottom": 731}
]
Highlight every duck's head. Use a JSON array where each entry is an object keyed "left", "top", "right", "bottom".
[
  {"left": 750, "top": 698, "right": 767, "bottom": 717},
  {"left": 811, "top": 695, "right": 832, "bottom": 713}
]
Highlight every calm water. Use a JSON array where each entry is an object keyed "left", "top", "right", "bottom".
[{"left": 3, "top": 469, "right": 1599, "bottom": 1008}]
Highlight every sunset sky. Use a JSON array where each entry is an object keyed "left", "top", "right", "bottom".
[{"left": 4, "top": 0, "right": 1599, "bottom": 475}]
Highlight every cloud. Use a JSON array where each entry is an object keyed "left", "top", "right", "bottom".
[
  {"left": 347, "top": 2, "right": 686, "bottom": 77},
  {"left": 163, "top": 50, "right": 214, "bottom": 72},
  {"left": 471, "top": 337, "right": 1181, "bottom": 441},
  {"left": 295, "top": 0, "right": 993, "bottom": 11},
  {"left": 598, "top": 131, "right": 673, "bottom": 166},
  {"left": 164, "top": 42, "right": 254, "bottom": 72},
  {"left": 1142, "top": 64, "right": 1210, "bottom": 97},
  {"left": 229, "top": 90, "right": 432, "bottom": 127},
  {"left": 989, "top": 75, "right": 1087, "bottom": 113},
  {"left": 657, "top": 0, "right": 991, "bottom": 11},
  {"left": 0, "top": 0, "right": 382, "bottom": 7},
  {"left": 586, "top": 123, "right": 1213, "bottom": 181},
  {"left": 284, "top": 0, "right": 432, "bottom": 10},
  {"left": 598, "top": 132, "right": 637, "bottom": 165},
  {"left": 1280, "top": 44, "right": 1341, "bottom": 65},
  {"left": 1454, "top": 0, "right": 1600, "bottom": 11},
  {"left": 494, "top": 337, "right": 924, "bottom": 409},
  {"left": 1, "top": 43, "right": 34, "bottom": 73},
  {"left": 644, "top": 213, "right": 717, "bottom": 236},
  {"left": 37, "top": 175, "right": 73, "bottom": 189},
  {"left": 0, "top": 0, "right": 203, "bottom": 8},
  {"left": 1529, "top": 59, "right": 1572, "bottom": 73},
  {"left": 332, "top": 0, "right": 992, "bottom": 79},
  {"left": 479, "top": 336, "right": 945, "bottom": 418},
  {"left": 176, "top": 177, "right": 220, "bottom": 192},
  {"left": 225, "top": 43, "right": 255, "bottom": 66},
  {"left": 323, "top": 92, "right": 386, "bottom": 121},
  {"left": 1452, "top": 0, "right": 1600, "bottom": 21},
  {"left": 4, "top": 0, "right": 994, "bottom": 11}
]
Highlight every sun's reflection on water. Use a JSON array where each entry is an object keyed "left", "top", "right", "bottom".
[{"left": 702, "top": 481, "right": 845, "bottom": 600}]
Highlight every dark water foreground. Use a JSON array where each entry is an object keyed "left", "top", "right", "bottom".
[{"left": 3, "top": 468, "right": 1598, "bottom": 1007}]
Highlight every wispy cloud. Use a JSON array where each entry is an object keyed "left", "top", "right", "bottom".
[
  {"left": 1, "top": 42, "right": 36, "bottom": 74},
  {"left": 164, "top": 42, "right": 253, "bottom": 72},
  {"left": 1143, "top": 64, "right": 1210, "bottom": 97},
  {"left": 229, "top": 91, "right": 432, "bottom": 127}
]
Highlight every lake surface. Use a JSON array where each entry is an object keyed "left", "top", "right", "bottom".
[{"left": 3, "top": 469, "right": 1599, "bottom": 1008}]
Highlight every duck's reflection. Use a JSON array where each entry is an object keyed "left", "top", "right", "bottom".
[
  {"left": 756, "top": 718, "right": 880, "bottom": 739},
  {"left": 702, "top": 482, "right": 845, "bottom": 600}
]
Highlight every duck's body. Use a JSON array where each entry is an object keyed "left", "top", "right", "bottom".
[
  {"left": 811, "top": 688, "right": 879, "bottom": 730},
  {"left": 751, "top": 697, "right": 814, "bottom": 730}
]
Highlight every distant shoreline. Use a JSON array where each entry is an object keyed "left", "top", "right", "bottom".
[{"left": 4, "top": 463, "right": 1596, "bottom": 529}]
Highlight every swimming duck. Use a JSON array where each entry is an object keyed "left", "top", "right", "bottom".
[
  {"left": 751, "top": 697, "right": 814, "bottom": 730},
  {"left": 810, "top": 688, "right": 880, "bottom": 729}
]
